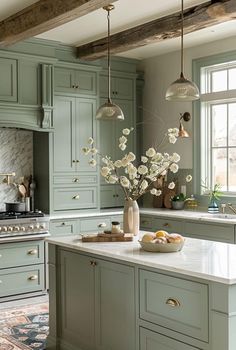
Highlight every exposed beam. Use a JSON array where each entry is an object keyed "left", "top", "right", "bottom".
[
  {"left": 0, "top": 0, "right": 117, "bottom": 47},
  {"left": 77, "top": 0, "right": 236, "bottom": 60}
]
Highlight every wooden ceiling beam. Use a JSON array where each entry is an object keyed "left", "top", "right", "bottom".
[
  {"left": 0, "top": 0, "right": 117, "bottom": 47},
  {"left": 77, "top": 0, "right": 236, "bottom": 60}
]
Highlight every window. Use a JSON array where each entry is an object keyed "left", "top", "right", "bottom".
[{"left": 199, "top": 59, "right": 236, "bottom": 194}]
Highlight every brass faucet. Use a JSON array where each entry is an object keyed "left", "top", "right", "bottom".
[
  {"left": 227, "top": 203, "right": 236, "bottom": 215},
  {"left": 0, "top": 172, "right": 15, "bottom": 185}
]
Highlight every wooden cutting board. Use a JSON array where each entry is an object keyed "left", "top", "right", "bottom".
[{"left": 81, "top": 233, "right": 133, "bottom": 242}]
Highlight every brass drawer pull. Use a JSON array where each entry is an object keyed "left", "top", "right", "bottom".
[
  {"left": 73, "top": 178, "right": 79, "bottom": 183},
  {"left": 98, "top": 223, "right": 107, "bottom": 228},
  {"left": 166, "top": 298, "right": 180, "bottom": 307},
  {"left": 163, "top": 223, "right": 170, "bottom": 227},
  {"left": 28, "top": 275, "right": 38, "bottom": 281},
  {"left": 90, "top": 260, "right": 97, "bottom": 267},
  {"left": 72, "top": 194, "right": 80, "bottom": 200},
  {"left": 27, "top": 249, "right": 38, "bottom": 255}
]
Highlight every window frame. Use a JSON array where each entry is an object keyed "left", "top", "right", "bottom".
[{"left": 193, "top": 50, "right": 236, "bottom": 202}]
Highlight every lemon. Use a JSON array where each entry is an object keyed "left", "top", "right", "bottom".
[
  {"left": 155, "top": 230, "right": 168, "bottom": 238},
  {"left": 142, "top": 233, "right": 155, "bottom": 242}
]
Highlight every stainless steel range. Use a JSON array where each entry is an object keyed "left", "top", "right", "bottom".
[{"left": 0, "top": 211, "right": 50, "bottom": 241}]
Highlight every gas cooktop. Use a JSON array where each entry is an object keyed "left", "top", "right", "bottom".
[{"left": 0, "top": 210, "right": 44, "bottom": 220}]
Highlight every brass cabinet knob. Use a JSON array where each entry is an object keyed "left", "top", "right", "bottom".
[
  {"left": 90, "top": 260, "right": 97, "bottom": 267},
  {"left": 166, "top": 298, "right": 180, "bottom": 307},
  {"left": 61, "top": 222, "right": 66, "bottom": 226},
  {"left": 72, "top": 84, "right": 76, "bottom": 89},
  {"left": 98, "top": 223, "right": 106, "bottom": 228},
  {"left": 76, "top": 160, "right": 80, "bottom": 163},
  {"left": 76, "top": 84, "right": 79, "bottom": 89},
  {"left": 72, "top": 194, "right": 80, "bottom": 200},
  {"left": 73, "top": 178, "right": 79, "bottom": 183},
  {"left": 163, "top": 223, "right": 170, "bottom": 227},
  {"left": 72, "top": 160, "right": 76, "bottom": 163},
  {"left": 28, "top": 275, "right": 38, "bottom": 281},
  {"left": 27, "top": 249, "right": 38, "bottom": 255}
]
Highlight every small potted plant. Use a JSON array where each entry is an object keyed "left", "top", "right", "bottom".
[{"left": 171, "top": 193, "right": 186, "bottom": 210}]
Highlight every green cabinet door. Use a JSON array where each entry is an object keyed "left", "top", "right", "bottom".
[
  {"left": 59, "top": 250, "right": 95, "bottom": 349},
  {"left": 140, "top": 328, "right": 200, "bottom": 350},
  {"left": 54, "top": 67, "right": 75, "bottom": 93},
  {"left": 0, "top": 57, "right": 17, "bottom": 102},
  {"left": 100, "top": 75, "right": 134, "bottom": 100},
  {"left": 53, "top": 96, "right": 76, "bottom": 173},
  {"left": 75, "top": 97, "right": 97, "bottom": 172},
  {"left": 95, "top": 259, "right": 136, "bottom": 350}
]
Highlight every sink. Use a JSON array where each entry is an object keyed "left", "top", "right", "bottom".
[{"left": 200, "top": 213, "right": 236, "bottom": 220}]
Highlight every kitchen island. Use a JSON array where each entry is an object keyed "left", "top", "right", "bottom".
[{"left": 47, "top": 234, "right": 236, "bottom": 350}]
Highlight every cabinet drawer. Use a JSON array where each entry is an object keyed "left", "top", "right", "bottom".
[
  {"left": 53, "top": 175, "right": 97, "bottom": 186},
  {"left": 154, "top": 217, "right": 183, "bottom": 233},
  {"left": 50, "top": 220, "right": 77, "bottom": 235},
  {"left": 184, "top": 221, "right": 235, "bottom": 243},
  {"left": 0, "top": 241, "right": 44, "bottom": 269},
  {"left": 140, "top": 327, "right": 200, "bottom": 350},
  {"left": 0, "top": 264, "right": 44, "bottom": 297},
  {"left": 140, "top": 215, "right": 154, "bottom": 230},
  {"left": 80, "top": 217, "right": 111, "bottom": 233},
  {"left": 53, "top": 187, "right": 97, "bottom": 211},
  {"left": 139, "top": 270, "right": 208, "bottom": 341}
]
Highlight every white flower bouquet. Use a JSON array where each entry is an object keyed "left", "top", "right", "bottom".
[{"left": 82, "top": 127, "right": 185, "bottom": 201}]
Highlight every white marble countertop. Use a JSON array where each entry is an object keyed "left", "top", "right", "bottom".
[
  {"left": 49, "top": 207, "right": 236, "bottom": 225},
  {"left": 47, "top": 234, "right": 236, "bottom": 285}
]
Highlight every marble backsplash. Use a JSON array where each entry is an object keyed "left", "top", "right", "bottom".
[{"left": 0, "top": 128, "right": 33, "bottom": 211}]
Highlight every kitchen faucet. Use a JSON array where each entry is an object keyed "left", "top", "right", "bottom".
[{"left": 227, "top": 203, "right": 236, "bottom": 215}]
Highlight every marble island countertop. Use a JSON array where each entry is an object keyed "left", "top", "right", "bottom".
[{"left": 47, "top": 234, "right": 236, "bottom": 285}]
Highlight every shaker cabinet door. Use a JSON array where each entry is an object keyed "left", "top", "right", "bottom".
[
  {"left": 59, "top": 250, "right": 96, "bottom": 349},
  {"left": 53, "top": 96, "right": 76, "bottom": 173}
]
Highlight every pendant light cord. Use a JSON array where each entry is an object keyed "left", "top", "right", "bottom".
[
  {"left": 180, "top": 0, "right": 184, "bottom": 78},
  {"left": 107, "top": 9, "right": 111, "bottom": 102}
]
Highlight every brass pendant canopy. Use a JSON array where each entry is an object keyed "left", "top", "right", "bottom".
[
  {"left": 96, "top": 5, "right": 124, "bottom": 121},
  {"left": 165, "top": 0, "right": 199, "bottom": 101}
]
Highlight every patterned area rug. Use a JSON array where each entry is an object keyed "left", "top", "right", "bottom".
[{"left": 0, "top": 303, "right": 48, "bottom": 350}]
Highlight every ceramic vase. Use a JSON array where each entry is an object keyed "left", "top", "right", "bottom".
[
  {"left": 208, "top": 198, "right": 219, "bottom": 213},
  {"left": 123, "top": 198, "right": 139, "bottom": 236}
]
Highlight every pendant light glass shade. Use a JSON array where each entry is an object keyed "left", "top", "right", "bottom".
[
  {"left": 165, "top": 0, "right": 199, "bottom": 101},
  {"left": 96, "top": 5, "right": 124, "bottom": 121}
]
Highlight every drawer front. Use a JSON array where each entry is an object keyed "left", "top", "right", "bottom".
[
  {"left": 53, "top": 175, "right": 97, "bottom": 186},
  {"left": 0, "top": 241, "right": 44, "bottom": 269},
  {"left": 154, "top": 218, "right": 183, "bottom": 234},
  {"left": 0, "top": 264, "right": 44, "bottom": 297},
  {"left": 184, "top": 221, "right": 235, "bottom": 243},
  {"left": 140, "top": 215, "right": 154, "bottom": 230},
  {"left": 53, "top": 187, "right": 97, "bottom": 211},
  {"left": 50, "top": 220, "right": 77, "bottom": 236},
  {"left": 139, "top": 270, "right": 208, "bottom": 341},
  {"left": 80, "top": 217, "right": 111, "bottom": 233},
  {"left": 140, "top": 327, "right": 200, "bottom": 350}
]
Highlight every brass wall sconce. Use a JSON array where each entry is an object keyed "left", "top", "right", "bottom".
[
  {"left": 179, "top": 112, "right": 191, "bottom": 138},
  {"left": 0, "top": 172, "right": 16, "bottom": 185}
]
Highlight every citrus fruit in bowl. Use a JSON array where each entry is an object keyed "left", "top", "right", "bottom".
[{"left": 139, "top": 232, "right": 185, "bottom": 252}]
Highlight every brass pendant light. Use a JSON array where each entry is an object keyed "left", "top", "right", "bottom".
[
  {"left": 165, "top": 0, "right": 199, "bottom": 101},
  {"left": 96, "top": 5, "right": 124, "bottom": 121}
]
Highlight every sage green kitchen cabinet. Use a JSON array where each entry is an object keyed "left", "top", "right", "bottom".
[
  {"left": 100, "top": 184, "right": 124, "bottom": 208},
  {"left": 0, "top": 57, "right": 17, "bottom": 102},
  {"left": 54, "top": 66, "right": 97, "bottom": 96},
  {"left": 140, "top": 215, "right": 183, "bottom": 233},
  {"left": 53, "top": 186, "right": 98, "bottom": 211},
  {"left": 184, "top": 220, "right": 235, "bottom": 243},
  {"left": 56, "top": 248, "right": 135, "bottom": 350},
  {"left": 53, "top": 95, "right": 97, "bottom": 174},
  {"left": 100, "top": 75, "right": 134, "bottom": 100},
  {"left": 140, "top": 328, "right": 201, "bottom": 350},
  {"left": 50, "top": 219, "right": 78, "bottom": 236}
]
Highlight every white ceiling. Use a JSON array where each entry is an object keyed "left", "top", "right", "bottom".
[{"left": 0, "top": 0, "right": 236, "bottom": 60}]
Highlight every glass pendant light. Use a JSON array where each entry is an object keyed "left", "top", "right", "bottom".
[
  {"left": 96, "top": 5, "right": 124, "bottom": 120},
  {"left": 165, "top": 0, "right": 199, "bottom": 101}
]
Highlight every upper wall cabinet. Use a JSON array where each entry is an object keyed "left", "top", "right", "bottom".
[
  {"left": 18, "top": 60, "right": 41, "bottom": 106},
  {"left": 0, "top": 57, "right": 17, "bottom": 102},
  {"left": 100, "top": 75, "right": 134, "bottom": 100},
  {"left": 54, "top": 67, "right": 98, "bottom": 96}
]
